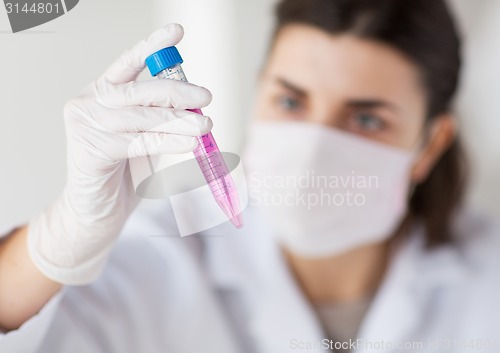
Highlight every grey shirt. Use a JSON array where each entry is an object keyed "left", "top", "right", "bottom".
[{"left": 314, "top": 297, "right": 372, "bottom": 352}]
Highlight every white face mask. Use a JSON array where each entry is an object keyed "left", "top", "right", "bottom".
[{"left": 242, "top": 121, "right": 416, "bottom": 258}]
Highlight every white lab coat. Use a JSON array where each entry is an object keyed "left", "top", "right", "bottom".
[{"left": 1, "top": 199, "right": 500, "bottom": 353}]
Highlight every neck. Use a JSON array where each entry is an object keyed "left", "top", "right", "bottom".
[{"left": 284, "top": 241, "right": 391, "bottom": 305}]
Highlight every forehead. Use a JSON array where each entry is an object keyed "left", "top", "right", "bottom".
[{"left": 266, "top": 24, "right": 425, "bottom": 103}]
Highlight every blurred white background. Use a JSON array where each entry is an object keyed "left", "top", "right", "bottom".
[{"left": 0, "top": 0, "right": 498, "bottom": 227}]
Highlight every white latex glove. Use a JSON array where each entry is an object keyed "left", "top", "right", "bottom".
[{"left": 27, "top": 24, "right": 213, "bottom": 285}]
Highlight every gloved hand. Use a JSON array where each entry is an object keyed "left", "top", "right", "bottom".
[{"left": 27, "top": 24, "right": 213, "bottom": 285}]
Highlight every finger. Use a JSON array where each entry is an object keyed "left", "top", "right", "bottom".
[
  {"left": 96, "top": 79, "right": 212, "bottom": 110},
  {"left": 127, "top": 133, "right": 199, "bottom": 159},
  {"left": 101, "top": 23, "right": 184, "bottom": 85},
  {"left": 98, "top": 106, "right": 213, "bottom": 136}
]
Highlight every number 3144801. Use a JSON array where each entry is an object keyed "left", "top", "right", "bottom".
[{"left": 5, "top": 2, "right": 62, "bottom": 14}]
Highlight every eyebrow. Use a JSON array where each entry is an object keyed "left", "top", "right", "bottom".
[
  {"left": 275, "top": 77, "right": 307, "bottom": 97},
  {"left": 275, "top": 77, "right": 399, "bottom": 112},
  {"left": 346, "top": 99, "right": 399, "bottom": 113}
]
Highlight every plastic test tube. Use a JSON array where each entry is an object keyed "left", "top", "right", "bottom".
[{"left": 145, "top": 46, "right": 243, "bottom": 229}]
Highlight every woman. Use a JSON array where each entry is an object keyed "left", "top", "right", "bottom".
[{"left": 1, "top": 0, "right": 499, "bottom": 352}]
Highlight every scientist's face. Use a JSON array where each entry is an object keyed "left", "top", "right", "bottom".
[{"left": 254, "top": 24, "right": 455, "bottom": 183}]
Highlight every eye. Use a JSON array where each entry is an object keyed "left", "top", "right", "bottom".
[
  {"left": 351, "top": 111, "right": 386, "bottom": 132},
  {"left": 277, "top": 94, "right": 302, "bottom": 112}
]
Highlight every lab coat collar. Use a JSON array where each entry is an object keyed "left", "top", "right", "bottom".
[
  {"left": 355, "top": 222, "right": 471, "bottom": 353},
  {"left": 204, "top": 206, "right": 327, "bottom": 352},
  {"left": 203, "top": 208, "right": 471, "bottom": 353}
]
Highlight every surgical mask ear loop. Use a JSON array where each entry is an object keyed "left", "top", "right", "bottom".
[{"left": 406, "top": 120, "right": 434, "bottom": 199}]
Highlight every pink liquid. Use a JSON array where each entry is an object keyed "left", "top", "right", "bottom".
[{"left": 190, "top": 108, "right": 243, "bottom": 229}]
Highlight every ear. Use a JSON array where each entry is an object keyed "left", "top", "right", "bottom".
[{"left": 411, "top": 114, "right": 457, "bottom": 184}]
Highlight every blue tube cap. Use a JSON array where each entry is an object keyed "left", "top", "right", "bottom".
[{"left": 145, "top": 46, "right": 184, "bottom": 76}]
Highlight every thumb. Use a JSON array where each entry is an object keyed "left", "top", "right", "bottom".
[{"left": 101, "top": 23, "right": 184, "bottom": 85}]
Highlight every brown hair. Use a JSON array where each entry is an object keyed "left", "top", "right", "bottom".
[{"left": 273, "top": 0, "right": 468, "bottom": 247}]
